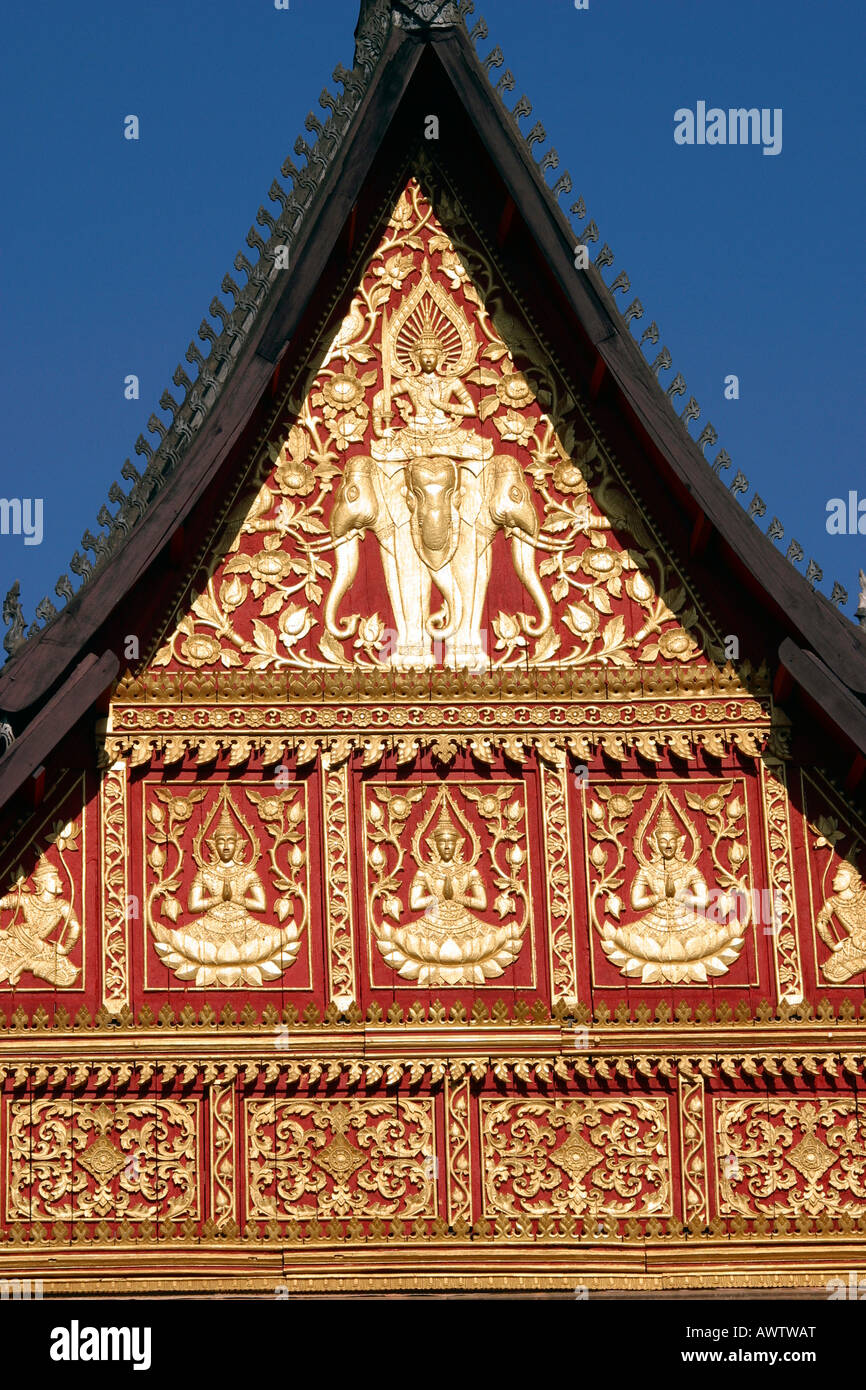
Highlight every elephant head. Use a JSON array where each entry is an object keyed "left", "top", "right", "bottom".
[
  {"left": 324, "top": 456, "right": 379, "bottom": 639},
  {"left": 404, "top": 456, "right": 460, "bottom": 571},
  {"left": 487, "top": 454, "right": 551, "bottom": 637},
  {"left": 403, "top": 456, "right": 464, "bottom": 641}
]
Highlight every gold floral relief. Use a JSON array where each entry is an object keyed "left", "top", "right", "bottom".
[
  {"left": 540, "top": 762, "right": 579, "bottom": 1005},
  {"left": 678, "top": 1073, "right": 709, "bottom": 1226},
  {"left": 321, "top": 756, "right": 358, "bottom": 1008},
  {"left": 210, "top": 1080, "right": 236, "bottom": 1230},
  {"left": 245, "top": 1098, "right": 436, "bottom": 1221},
  {"left": 6, "top": 1098, "right": 200, "bottom": 1222},
  {"left": 759, "top": 761, "right": 804, "bottom": 1004},
  {"left": 363, "top": 778, "right": 534, "bottom": 988},
  {"left": 444, "top": 1075, "right": 472, "bottom": 1226},
  {"left": 585, "top": 779, "right": 754, "bottom": 986},
  {"left": 144, "top": 781, "right": 310, "bottom": 989},
  {"left": 480, "top": 1097, "right": 671, "bottom": 1219},
  {"left": 147, "top": 176, "right": 719, "bottom": 677},
  {"left": 100, "top": 762, "right": 129, "bottom": 1014},
  {"left": 715, "top": 1098, "right": 866, "bottom": 1218}
]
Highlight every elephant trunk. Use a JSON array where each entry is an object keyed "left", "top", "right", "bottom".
[
  {"left": 487, "top": 456, "right": 551, "bottom": 640},
  {"left": 324, "top": 533, "right": 360, "bottom": 639},
  {"left": 325, "top": 460, "right": 378, "bottom": 639},
  {"left": 427, "top": 567, "right": 462, "bottom": 642},
  {"left": 511, "top": 533, "right": 551, "bottom": 638}
]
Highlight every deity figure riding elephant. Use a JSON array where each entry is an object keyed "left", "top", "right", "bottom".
[{"left": 324, "top": 452, "right": 551, "bottom": 670}]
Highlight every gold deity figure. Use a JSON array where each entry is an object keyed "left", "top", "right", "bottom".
[
  {"left": 0, "top": 862, "right": 80, "bottom": 987},
  {"left": 371, "top": 277, "right": 492, "bottom": 469},
  {"left": 629, "top": 807, "right": 710, "bottom": 932},
  {"left": 817, "top": 861, "right": 866, "bottom": 983},
  {"left": 148, "top": 790, "right": 306, "bottom": 988},
  {"left": 185, "top": 804, "right": 267, "bottom": 946},
  {"left": 372, "top": 790, "right": 526, "bottom": 987},
  {"left": 599, "top": 789, "right": 747, "bottom": 985},
  {"left": 409, "top": 803, "right": 488, "bottom": 935}
]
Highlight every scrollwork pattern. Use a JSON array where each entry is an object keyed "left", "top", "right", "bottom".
[
  {"left": 6, "top": 1098, "right": 199, "bottom": 1222},
  {"left": 481, "top": 1097, "right": 670, "bottom": 1218},
  {"left": 717, "top": 1099, "right": 866, "bottom": 1218},
  {"left": 245, "top": 1098, "right": 435, "bottom": 1220}
]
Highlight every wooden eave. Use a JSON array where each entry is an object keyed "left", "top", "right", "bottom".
[
  {"left": 0, "top": 11, "right": 863, "bottom": 794},
  {"left": 0, "top": 650, "right": 117, "bottom": 808}
]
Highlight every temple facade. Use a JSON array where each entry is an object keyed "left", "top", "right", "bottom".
[{"left": 0, "top": 0, "right": 865, "bottom": 1296}]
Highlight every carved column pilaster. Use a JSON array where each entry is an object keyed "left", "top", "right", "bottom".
[
  {"left": 678, "top": 1069, "right": 709, "bottom": 1228},
  {"left": 444, "top": 1073, "right": 472, "bottom": 1226},
  {"left": 540, "top": 762, "right": 579, "bottom": 1006},
  {"left": 321, "top": 754, "right": 358, "bottom": 1008},
  {"left": 100, "top": 761, "right": 130, "bottom": 1015},
  {"left": 760, "top": 760, "right": 805, "bottom": 1005}
]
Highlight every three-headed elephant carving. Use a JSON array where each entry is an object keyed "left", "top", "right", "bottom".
[{"left": 325, "top": 453, "right": 551, "bottom": 670}]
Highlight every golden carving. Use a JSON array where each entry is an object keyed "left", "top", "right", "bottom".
[
  {"left": 588, "top": 783, "right": 751, "bottom": 984},
  {"left": 211, "top": 1080, "right": 236, "bottom": 1230},
  {"left": 480, "top": 1097, "right": 671, "bottom": 1218},
  {"left": 100, "top": 762, "right": 129, "bottom": 1013},
  {"left": 759, "top": 761, "right": 804, "bottom": 1004},
  {"left": 445, "top": 1074, "right": 472, "bottom": 1225},
  {"left": 800, "top": 769, "right": 866, "bottom": 989},
  {"left": 678, "top": 1072, "right": 709, "bottom": 1225},
  {"left": 0, "top": 819, "right": 81, "bottom": 988},
  {"left": 6, "top": 1097, "right": 199, "bottom": 1221},
  {"left": 816, "top": 858, "right": 866, "bottom": 983},
  {"left": 808, "top": 806, "right": 866, "bottom": 984},
  {"left": 115, "top": 659, "right": 771, "bottom": 705},
  {"left": 321, "top": 757, "right": 358, "bottom": 1007},
  {"left": 149, "top": 178, "right": 719, "bottom": 675},
  {"left": 716, "top": 1098, "right": 866, "bottom": 1218},
  {"left": 365, "top": 782, "right": 530, "bottom": 986},
  {"left": 145, "top": 784, "right": 308, "bottom": 987},
  {"left": 245, "top": 1097, "right": 436, "bottom": 1220},
  {"left": 103, "top": 719, "right": 772, "bottom": 785},
  {"left": 540, "top": 763, "right": 579, "bottom": 1004},
  {"left": 327, "top": 259, "right": 551, "bottom": 671}
]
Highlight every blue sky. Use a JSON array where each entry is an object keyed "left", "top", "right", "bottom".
[{"left": 1, "top": 0, "right": 863, "bottom": 642}]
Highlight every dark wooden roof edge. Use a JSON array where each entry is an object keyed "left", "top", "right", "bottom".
[
  {"left": 0, "top": 650, "right": 118, "bottom": 809},
  {"left": 431, "top": 28, "right": 866, "bottom": 697},
  {"left": 0, "top": 0, "right": 862, "bottom": 770},
  {"left": 778, "top": 638, "right": 866, "bottom": 763}
]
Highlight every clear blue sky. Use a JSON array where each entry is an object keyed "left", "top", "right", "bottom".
[{"left": 1, "top": 0, "right": 863, "bottom": 643}]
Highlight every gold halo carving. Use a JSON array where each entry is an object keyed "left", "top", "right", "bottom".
[
  {"left": 191, "top": 787, "right": 260, "bottom": 873},
  {"left": 410, "top": 785, "right": 481, "bottom": 870},
  {"left": 633, "top": 785, "right": 698, "bottom": 872},
  {"left": 389, "top": 264, "right": 477, "bottom": 378}
]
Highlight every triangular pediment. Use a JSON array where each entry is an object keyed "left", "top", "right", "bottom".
[{"left": 143, "top": 174, "right": 722, "bottom": 684}]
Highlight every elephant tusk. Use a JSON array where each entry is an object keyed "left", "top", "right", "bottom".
[
  {"left": 502, "top": 525, "right": 573, "bottom": 553},
  {"left": 302, "top": 527, "right": 366, "bottom": 555}
]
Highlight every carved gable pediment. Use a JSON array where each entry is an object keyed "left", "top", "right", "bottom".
[{"left": 144, "top": 176, "right": 721, "bottom": 684}]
